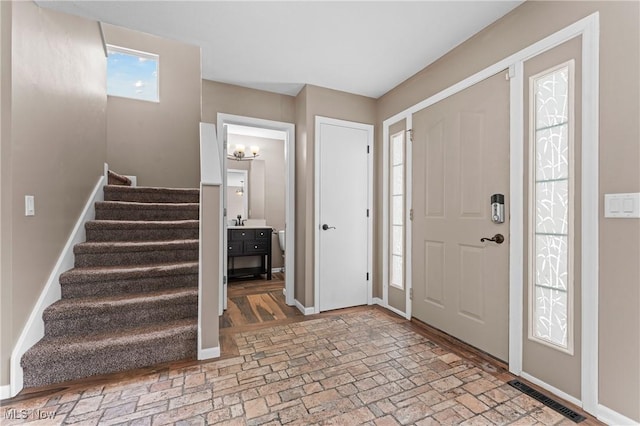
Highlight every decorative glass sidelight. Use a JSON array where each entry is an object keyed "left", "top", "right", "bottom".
[
  {"left": 390, "top": 131, "right": 405, "bottom": 289},
  {"left": 529, "top": 62, "right": 574, "bottom": 352}
]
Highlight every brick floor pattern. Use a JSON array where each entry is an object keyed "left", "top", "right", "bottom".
[{"left": 2, "top": 310, "right": 584, "bottom": 425}]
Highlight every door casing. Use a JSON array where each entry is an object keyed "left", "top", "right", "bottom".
[
  {"left": 381, "top": 13, "right": 599, "bottom": 414},
  {"left": 217, "top": 113, "right": 296, "bottom": 311},
  {"left": 314, "top": 116, "right": 374, "bottom": 314}
]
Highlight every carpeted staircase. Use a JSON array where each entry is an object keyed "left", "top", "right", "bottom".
[{"left": 21, "top": 179, "right": 201, "bottom": 388}]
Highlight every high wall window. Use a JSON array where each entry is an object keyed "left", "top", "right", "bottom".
[
  {"left": 529, "top": 61, "right": 574, "bottom": 353},
  {"left": 390, "top": 131, "right": 405, "bottom": 289},
  {"left": 107, "top": 45, "right": 159, "bottom": 102}
]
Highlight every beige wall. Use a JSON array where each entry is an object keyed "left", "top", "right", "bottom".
[
  {"left": 103, "top": 24, "right": 201, "bottom": 188},
  {"left": 295, "top": 85, "right": 377, "bottom": 307},
  {"left": 200, "top": 185, "right": 221, "bottom": 350},
  {"left": 228, "top": 134, "right": 286, "bottom": 268},
  {"left": 0, "top": 1, "right": 107, "bottom": 386},
  {"left": 202, "top": 80, "right": 295, "bottom": 125},
  {"left": 377, "top": 1, "right": 639, "bottom": 420}
]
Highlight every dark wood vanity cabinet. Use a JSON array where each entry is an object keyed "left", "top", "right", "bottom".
[{"left": 227, "top": 227, "right": 272, "bottom": 280}]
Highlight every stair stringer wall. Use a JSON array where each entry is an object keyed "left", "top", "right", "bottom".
[{"left": 9, "top": 174, "right": 106, "bottom": 397}]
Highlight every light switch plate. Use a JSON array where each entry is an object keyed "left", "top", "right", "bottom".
[
  {"left": 25, "top": 195, "right": 35, "bottom": 216},
  {"left": 605, "top": 193, "right": 640, "bottom": 218}
]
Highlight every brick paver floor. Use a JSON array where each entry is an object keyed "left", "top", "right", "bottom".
[{"left": 1, "top": 309, "right": 598, "bottom": 425}]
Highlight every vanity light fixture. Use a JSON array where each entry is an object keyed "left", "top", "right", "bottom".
[
  {"left": 228, "top": 144, "right": 260, "bottom": 161},
  {"left": 235, "top": 180, "right": 244, "bottom": 196}
]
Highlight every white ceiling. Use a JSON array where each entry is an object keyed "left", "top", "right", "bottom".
[{"left": 37, "top": 1, "right": 523, "bottom": 98}]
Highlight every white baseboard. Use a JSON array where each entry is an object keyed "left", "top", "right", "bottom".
[
  {"left": 198, "top": 346, "right": 220, "bottom": 360},
  {"left": 295, "top": 299, "right": 314, "bottom": 315},
  {"left": 372, "top": 297, "right": 408, "bottom": 318},
  {"left": 125, "top": 175, "right": 137, "bottom": 187},
  {"left": 9, "top": 174, "right": 105, "bottom": 398},
  {"left": 0, "top": 384, "right": 11, "bottom": 400},
  {"left": 520, "top": 372, "right": 582, "bottom": 408},
  {"left": 598, "top": 404, "right": 639, "bottom": 426}
]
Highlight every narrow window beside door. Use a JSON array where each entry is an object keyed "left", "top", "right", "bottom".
[
  {"left": 390, "top": 131, "right": 405, "bottom": 289},
  {"left": 528, "top": 61, "right": 575, "bottom": 353}
]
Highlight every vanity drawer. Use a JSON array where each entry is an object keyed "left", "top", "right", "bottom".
[
  {"left": 255, "top": 229, "right": 271, "bottom": 240},
  {"left": 229, "top": 229, "right": 254, "bottom": 241},
  {"left": 244, "top": 241, "right": 269, "bottom": 254},
  {"left": 227, "top": 241, "right": 242, "bottom": 253}
]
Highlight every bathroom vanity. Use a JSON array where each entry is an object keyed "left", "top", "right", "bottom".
[{"left": 227, "top": 227, "right": 272, "bottom": 280}]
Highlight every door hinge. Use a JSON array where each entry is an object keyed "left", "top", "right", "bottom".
[
  {"left": 366, "top": 272, "right": 370, "bottom": 281},
  {"left": 223, "top": 276, "right": 227, "bottom": 285},
  {"left": 409, "top": 208, "right": 414, "bottom": 221},
  {"left": 407, "top": 129, "right": 414, "bottom": 142},
  {"left": 409, "top": 288, "right": 413, "bottom": 300},
  {"left": 367, "top": 145, "right": 370, "bottom": 154},
  {"left": 223, "top": 140, "right": 228, "bottom": 150},
  {"left": 223, "top": 207, "right": 227, "bottom": 217},
  {"left": 366, "top": 208, "right": 370, "bottom": 217}
]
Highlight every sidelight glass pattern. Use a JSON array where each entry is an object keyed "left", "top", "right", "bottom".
[
  {"left": 390, "top": 132, "right": 405, "bottom": 289},
  {"left": 530, "top": 64, "right": 573, "bottom": 350}
]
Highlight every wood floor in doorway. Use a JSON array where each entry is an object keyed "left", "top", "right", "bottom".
[{"left": 221, "top": 273, "right": 302, "bottom": 329}]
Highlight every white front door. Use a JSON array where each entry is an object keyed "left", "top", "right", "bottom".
[{"left": 316, "top": 117, "right": 372, "bottom": 312}]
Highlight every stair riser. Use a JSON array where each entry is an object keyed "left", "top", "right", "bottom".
[
  {"left": 86, "top": 227, "right": 199, "bottom": 242},
  {"left": 104, "top": 190, "right": 199, "bottom": 204},
  {"left": 61, "top": 273, "right": 197, "bottom": 299},
  {"left": 22, "top": 334, "right": 196, "bottom": 388},
  {"left": 45, "top": 302, "right": 197, "bottom": 337},
  {"left": 75, "top": 248, "right": 198, "bottom": 267},
  {"left": 95, "top": 207, "right": 199, "bottom": 221}
]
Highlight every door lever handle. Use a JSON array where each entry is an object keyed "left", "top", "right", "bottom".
[
  {"left": 480, "top": 233, "right": 505, "bottom": 244},
  {"left": 322, "top": 224, "right": 336, "bottom": 231}
]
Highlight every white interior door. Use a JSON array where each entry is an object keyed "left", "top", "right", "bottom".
[{"left": 316, "top": 117, "right": 372, "bottom": 312}]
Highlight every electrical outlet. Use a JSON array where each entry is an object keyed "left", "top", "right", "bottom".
[{"left": 25, "top": 195, "right": 35, "bottom": 216}]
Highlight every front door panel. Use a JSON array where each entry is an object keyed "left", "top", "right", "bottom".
[{"left": 412, "top": 70, "right": 510, "bottom": 361}]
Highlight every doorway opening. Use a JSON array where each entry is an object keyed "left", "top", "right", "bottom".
[{"left": 217, "top": 114, "right": 296, "bottom": 326}]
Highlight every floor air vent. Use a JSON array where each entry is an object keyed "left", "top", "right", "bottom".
[{"left": 508, "top": 380, "right": 586, "bottom": 423}]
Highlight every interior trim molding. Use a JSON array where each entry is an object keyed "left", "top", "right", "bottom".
[
  {"left": 216, "top": 114, "right": 296, "bottom": 311},
  {"left": 597, "top": 404, "right": 639, "bottom": 426},
  {"left": 0, "top": 385, "right": 11, "bottom": 400},
  {"left": 520, "top": 372, "right": 582, "bottom": 408},
  {"left": 9, "top": 173, "right": 105, "bottom": 397},
  {"left": 197, "top": 345, "right": 220, "bottom": 361},
  {"left": 294, "top": 299, "right": 314, "bottom": 315},
  {"left": 372, "top": 298, "right": 406, "bottom": 319}
]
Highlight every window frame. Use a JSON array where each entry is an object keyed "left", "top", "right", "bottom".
[
  {"left": 527, "top": 60, "right": 576, "bottom": 355},
  {"left": 106, "top": 44, "right": 160, "bottom": 103},
  {"left": 389, "top": 130, "right": 406, "bottom": 290}
]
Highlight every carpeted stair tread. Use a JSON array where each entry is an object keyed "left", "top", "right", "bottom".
[
  {"left": 104, "top": 185, "right": 199, "bottom": 203},
  {"left": 21, "top": 319, "right": 197, "bottom": 387},
  {"left": 85, "top": 220, "right": 199, "bottom": 241},
  {"left": 74, "top": 239, "right": 199, "bottom": 268},
  {"left": 74, "top": 239, "right": 198, "bottom": 253},
  {"left": 43, "top": 288, "right": 198, "bottom": 337},
  {"left": 44, "top": 287, "right": 198, "bottom": 319},
  {"left": 95, "top": 201, "right": 199, "bottom": 221},
  {"left": 60, "top": 261, "right": 198, "bottom": 284},
  {"left": 59, "top": 261, "right": 198, "bottom": 298}
]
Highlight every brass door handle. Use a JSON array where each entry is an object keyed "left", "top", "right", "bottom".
[{"left": 481, "top": 234, "right": 505, "bottom": 244}]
